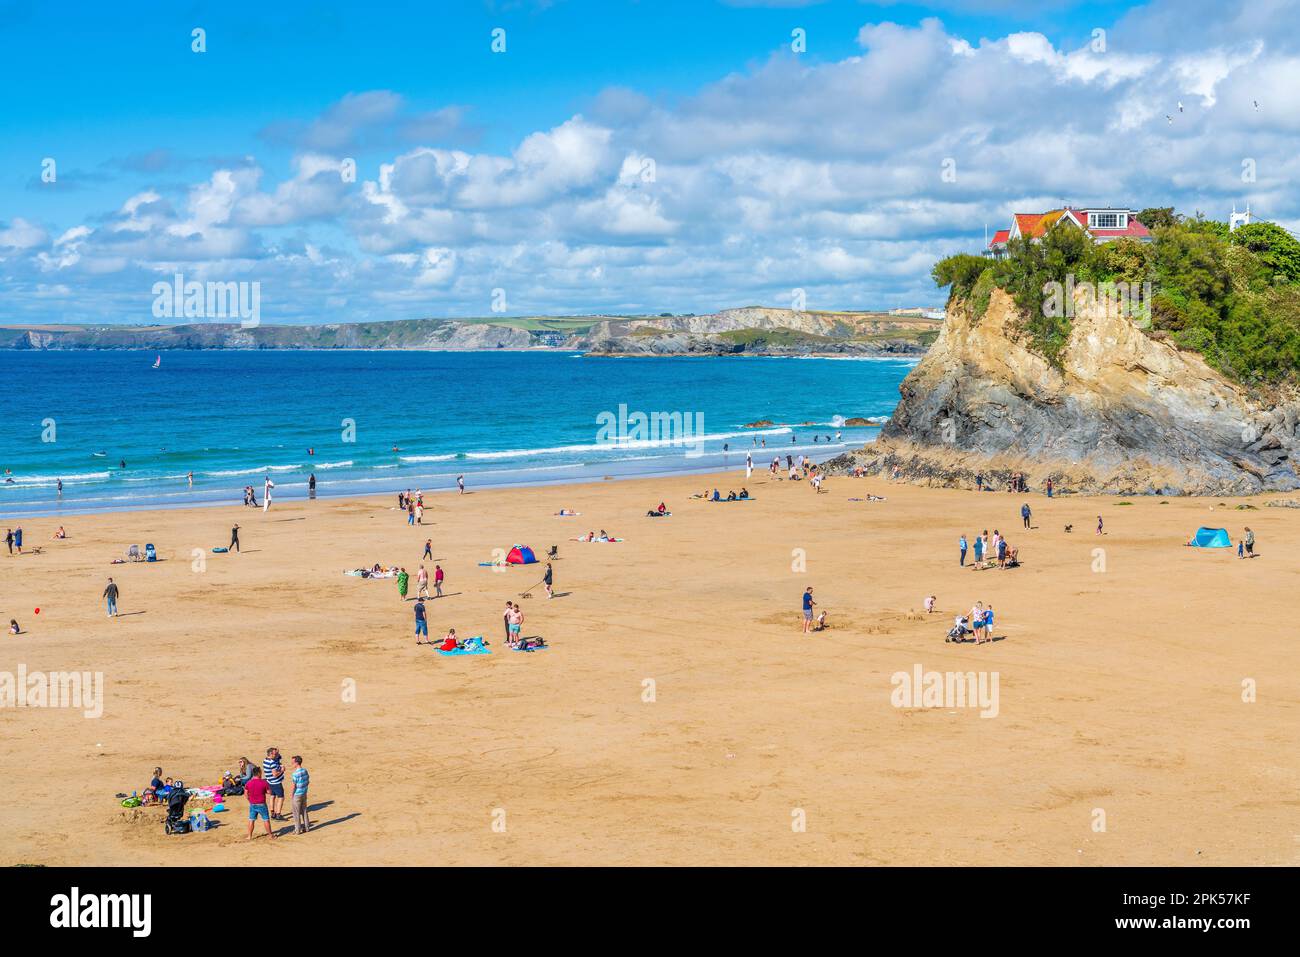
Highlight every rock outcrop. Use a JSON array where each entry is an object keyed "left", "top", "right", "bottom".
[{"left": 827, "top": 288, "right": 1300, "bottom": 495}]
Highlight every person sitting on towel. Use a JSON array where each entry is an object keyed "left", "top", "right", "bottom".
[
  {"left": 739, "top": 488, "right": 749, "bottom": 499},
  {"left": 439, "top": 629, "right": 460, "bottom": 651},
  {"left": 711, "top": 489, "right": 721, "bottom": 501},
  {"left": 657, "top": 502, "right": 667, "bottom": 514},
  {"left": 726, "top": 490, "right": 737, "bottom": 501}
]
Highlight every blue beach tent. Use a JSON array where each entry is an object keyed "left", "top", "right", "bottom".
[{"left": 1189, "top": 527, "right": 1231, "bottom": 548}]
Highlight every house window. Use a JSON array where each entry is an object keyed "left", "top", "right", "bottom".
[{"left": 1088, "top": 212, "right": 1126, "bottom": 229}]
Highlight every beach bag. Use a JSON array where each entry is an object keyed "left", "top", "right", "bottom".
[{"left": 191, "top": 811, "right": 210, "bottom": 831}]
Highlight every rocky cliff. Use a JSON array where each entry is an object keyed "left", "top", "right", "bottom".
[{"left": 827, "top": 287, "right": 1300, "bottom": 495}]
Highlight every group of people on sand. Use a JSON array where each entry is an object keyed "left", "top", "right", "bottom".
[
  {"left": 703, "top": 488, "right": 750, "bottom": 502},
  {"left": 399, "top": 488, "right": 426, "bottom": 524},
  {"left": 800, "top": 587, "right": 829, "bottom": 633},
  {"left": 946, "top": 601, "right": 997, "bottom": 645},
  {"left": 415, "top": 600, "right": 546, "bottom": 652},
  {"left": 959, "top": 529, "right": 1019, "bottom": 569},
  {"left": 144, "top": 747, "right": 312, "bottom": 841},
  {"left": 579, "top": 529, "right": 616, "bottom": 541},
  {"left": 395, "top": 563, "right": 445, "bottom": 600},
  {"left": 645, "top": 502, "right": 669, "bottom": 517},
  {"left": 242, "top": 478, "right": 274, "bottom": 510}
]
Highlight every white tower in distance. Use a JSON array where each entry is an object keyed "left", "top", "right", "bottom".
[{"left": 1230, "top": 203, "right": 1253, "bottom": 232}]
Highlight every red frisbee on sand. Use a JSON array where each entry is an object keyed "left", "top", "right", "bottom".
[{"left": 34, "top": 608, "right": 40, "bottom": 615}]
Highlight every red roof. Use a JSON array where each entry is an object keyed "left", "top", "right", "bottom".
[
  {"left": 988, "top": 229, "right": 1010, "bottom": 248},
  {"left": 1087, "top": 219, "right": 1152, "bottom": 240},
  {"left": 1014, "top": 213, "right": 1046, "bottom": 238}
]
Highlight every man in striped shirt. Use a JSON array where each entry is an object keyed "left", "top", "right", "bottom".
[
  {"left": 263, "top": 747, "right": 286, "bottom": 820},
  {"left": 290, "top": 755, "right": 311, "bottom": 835}
]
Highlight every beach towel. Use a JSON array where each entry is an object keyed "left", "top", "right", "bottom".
[
  {"left": 511, "top": 644, "right": 549, "bottom": 652},
  {"left": 212, "top": 546, "right": 229, "bottom": 553},
  {"left": 569, "top": 538, "right": 625, "bottom": 543},
  {"left": 436, "top": 641, "right": 491, "bottom": 657},
  {"left": 712, "top": 498, "right": 755, "bottom": 503}
]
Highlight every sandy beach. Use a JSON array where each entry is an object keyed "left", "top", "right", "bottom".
[{"left": 1, "top": 469, "right": 1297, "bottom": 866}]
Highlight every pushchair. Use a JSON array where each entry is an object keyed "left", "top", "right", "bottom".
[
  {"left": 163, "top": 783, "right": 191, "bottom": 834},
  {"left": 945, "top": 618, "right": 970, "bottom": 643}
]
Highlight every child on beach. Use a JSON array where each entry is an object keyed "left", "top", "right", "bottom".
[
  {"left": 397, "top": 568, "right": 409, "bottom": 601},
  {"left": 924, "top": 595, "right": 936, "bottom": 614},
  {"left": 8, "top": 619, "right": 19, "bottom": 635}
]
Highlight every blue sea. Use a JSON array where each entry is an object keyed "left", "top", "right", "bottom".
[{"left": 0, "top": 351, "right": 915, "bottom": 517}]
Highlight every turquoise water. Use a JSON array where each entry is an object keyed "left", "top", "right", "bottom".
[{"left": 0, "top": 351, "right": 914, "bottom": 517}]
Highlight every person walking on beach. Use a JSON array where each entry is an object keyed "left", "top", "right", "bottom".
[
  {"left": 1021, "top": 503, "right": 1032, "bottom": 529},
  {"left": 976, "top": 473, "right": 984, "bottom": 492},
  {"left": 244, "top": 766, "right": 275, "bottom": 841},
  {"left": 1045, "top": 477, "right": 1053, "bottom": 498},
  {"left": 13, "top": 526, "right": 22, "bottom": 554},
  {"left": 1244, "top": 527, "right": 1255, "bottom": 557},
  {"left": 1096, "top": 515, "right": 1104, "bottom": 535},
  {"left": 415, "top": 501, "right": 424, "bottom": 524},
  {"left": 543, "top": 561, "right": 553, "bottom": 599},
  {"left": 4, "top": 529, "right": 11, "bottom": 555},
  {"left": 802, "top": 587, "right": 817, "bottom": 634},
  {"left": 746, "top": 453, "right": 753, "bottom": 479},
  {"left": 308, "top": 473, "right": 316, "bottom": 500},
  {"left": 103, "top": 577, "right": 120, "bottom": 617},
  {"left": 457, "top": 474, "right": 465, "bottom": 495},
  {"left": 422, "top": 538, "right": 433, "bottom": 560},
  {"left": 959, "top": 534, "right": 968, "bottom": 567},
  {"left": 406, "top": 500, "right": 415, "bottom": 525},
  {"left": 263, "top": 477, "right": 274, "bottom": 512},
  {"left": 434, "top": 563, "right": 444, "bottom": 598},
  {"left": 397, "top": 567, "right": 410, "bottom": 601},
  {"left": 414, "top": 597, "right": 428, "bottom": 644},
  {"left": 416, "top": 564, "right": 429, "bottom": 599},
  {"left": 263, "top": 747, "right": 286, "bottom": 820},
  {"left": 290, "top": 755, "right": 311, "bottom": 835}
]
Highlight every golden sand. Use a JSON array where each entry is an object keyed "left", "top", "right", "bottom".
[{"left": 1, "top": 470, "right": 1296, "bottom": 865}]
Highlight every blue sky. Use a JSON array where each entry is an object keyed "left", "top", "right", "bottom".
[{"left": 0, "top": 0, "right": 1293, "bottom": 323}]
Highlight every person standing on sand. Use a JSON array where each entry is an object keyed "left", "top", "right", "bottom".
[
  {"left": 1021, "top": 503, "right": 1031, "bottom": 529},
  {"left": 290, "top": 755, "right": 311, "bottom": 835},
  {"left": 244, "top": 766, "right": 275, "bottom": 841},
  {"left": 504, "top": 601, "right": 513, "bottom": 642},
  {"left": 1045, "top": 477, "right": 1053, "bottom": 498},
  {"left": 423, "top": 538, "right": 433, "bottom": 560},
  {"left": 406, "top": 500, "right": 415, "bottom": 525},
  {"left": 510, "top": 603, "right": 524, "bottom": 642},
  {"left": 263, "top": 477, "right": 274, "bottom": 512},
  {"left": 308, "top": 473, "right": 316, "bottom": 500},
  {"left": 457, "top": 474, "right": 465, "bottom": 495},
  {"left": 543, "top": 562, "right": 553, "bottom": 599},
  {"left": 414, "top": 596, "right": 428, "bottom": 644},
  {"left": 802, "top": 587, "right": 817, "bottom": 634},
  {"left": 230, "top": 524, "right": 240, "bottom": 553},
  {"left": 416, "top": 564, "right": 429, "bottom": 599},
  {"left": 415, "top": 501, "right": 424, "bottom": 524},
  {"left": 5, "top": 529, "right": 11, "bottom": 555},
  {"left": 746, "top": 453, "right": 753, "bottom": 479},
  {"left": 959, "top": 534, "right": 968, "bottom": 567},
  {"left": 1245, "top": 527, "right": 1255, "bottom": 557},
  {"left": 973, "top": 533, "right": 984, "bottom": 565},
  {"left": 397, "top": 567, "right": 410, "bottom": 601},
  {"left": 976, "top": 473, "right": 984, "bottom": 492},
  {"left": 13, "top": 526, "right": 22, "bottom": 554},
  {"left": 434, "top": 563, "right": 444, "bottom": 598},
  {"left": 1096, "top": 515, "right": 1104, "bottom": 535},
  {"left": 103, "top": 577, "right": 120, "bottom": 617},
  {"left": 263, "top": 747, "right": 286, "bottom": 820}
]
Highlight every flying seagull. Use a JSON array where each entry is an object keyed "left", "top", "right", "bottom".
[
  {"left": 1178, "top": 101, "right": 1184, "bottom": 112},
  {"left": 1254, "top": 99, "right": 1260, "bottom": 110},
  {"left": 1166, "top": 114, "right": 1173, "bottom": 124}
]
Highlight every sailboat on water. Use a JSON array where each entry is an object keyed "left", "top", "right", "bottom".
[{"left": 152, "top": 355, "right": 161, "bottom": 369}]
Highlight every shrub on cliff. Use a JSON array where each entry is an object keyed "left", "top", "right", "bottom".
[{"left": 933, "top": 215, "right": 1300, "bottom": 384}]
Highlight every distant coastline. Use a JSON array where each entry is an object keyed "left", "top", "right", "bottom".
[{"left": 0, "top": 306, "right": 941, "bottom": 358}]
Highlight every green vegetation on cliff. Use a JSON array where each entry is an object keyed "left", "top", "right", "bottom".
[{"left": 933, "top": 213, "right": 1300, "bottom": 382}]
